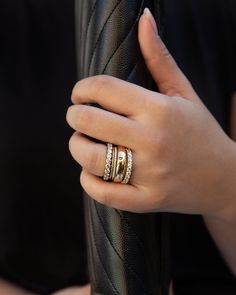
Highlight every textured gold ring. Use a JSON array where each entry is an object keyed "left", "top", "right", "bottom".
[
  {"left": 103, "top": 143, "right": 113, "bottom": 181},
  {"left": 121, "top": 148, "right": 133, "bottom": 184}
]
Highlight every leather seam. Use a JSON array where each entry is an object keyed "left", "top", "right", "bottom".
[
  {"left": 127, "top": 60, "right": 141, "bottom": 80},
  {"left": 82, "top": 1, "right": 98, "bottom": 74},
  {"left": 85, "top": 0, "right": 98, "bottom": 41},
  {"left": 89, "top": 200, "right": 120, "bottom": 295},
  {"left": 102, "top": 0, "right": 145, "bottom": 73},
  {"left": 86, "top": 196, "right": 97, "bottom": 286},
  {"left": 94, "top": 202, "right": 146, "bottom": 292},
  {"left": 114, "top": 209, "right": 146, "bottom": 255},
  {"left": 88, "top": 0, "right": 123, "bottom": 75}
]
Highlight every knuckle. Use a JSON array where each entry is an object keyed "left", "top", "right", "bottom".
[
  {"left": 147, "top": 38, "right": 172, "bottom": 65},
  {"left": 85, "top": 148, "right": 101, "bottom": 173},
  {"left": 148, "top": 94, "right": 171, "bottom": 119},
  {"left": 71, "top": 75, "right": 112, "bottom": 104},
  {"left": 156, "top": 164, "right": 171, "bottom": 182},
  {"left": 155, "top": 188, "right": 169, "bottom": 210},
  {"left": 75, "top": 106, "right": 92, "bottom": 131},
  {"left": 157, "top": 95, "right": 171, "bottom": 113},
  {"left": 91, "top": 75, "right": 110, "bottom": 95},
  {"left": 80, "top": 169, "right": 86, "bottom": 187},
  {"left": 158, "top": 38, "right": 172, "bottom": 60},
  {"left": 71, "top": 81, "right": 80, "bottom": 103},
  {"left": 153, "top": 182, "right": 171, "bottom": 210},
  {"left": 143, "top": 129, "right": 166, "bottom": 156},
  {"left": 161, "top": 44, "right": 172, "bottom": 60},
  {"left": 154, "top": 164, "right": 173, "bottom": 208},
  {"left": 161, "top": 82, "right": 183, "bottom": 97},
  {"left": 68, "top": 132, "right": 77, "bottom": 153},
  {"left": 155, "top": 97, "right": 174, "bottom": 125}
]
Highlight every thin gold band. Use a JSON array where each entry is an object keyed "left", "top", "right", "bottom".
[
  {"left": 121, "top": 148, "right": 133, "bottom": 184},
  {"left": 110, "top": 146, "right": 118, "bottom": 181},
  {"left": 103, "top": 143, "right": 113, "bottom": 181}
]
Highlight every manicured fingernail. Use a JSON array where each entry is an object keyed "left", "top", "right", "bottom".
[{"left": 143, "top": 8, "right": 158, "bottom": 35}]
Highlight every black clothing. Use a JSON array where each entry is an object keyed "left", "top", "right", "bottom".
[
  {"left": 0, "top": 0, "right": 235, "bottom": 294},
  {"left": 163, "top": 1, "right": 236, "bottom": 294},
  {"left": 0, "top": 1, "right": 88, "bottom": 293}
]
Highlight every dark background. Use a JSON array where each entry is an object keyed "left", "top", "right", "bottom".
[{"left": 0, "top": 1, "right": 88, "bottom": 293}]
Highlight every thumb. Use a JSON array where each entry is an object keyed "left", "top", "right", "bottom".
[{"left": 138, "top": 8, "right": 200, "bottom": 103}]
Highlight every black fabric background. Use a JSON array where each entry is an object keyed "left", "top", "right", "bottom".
[
  {"left": 163, "top": 1, "right": 236, "bottom": 294},
  {"left": 0, "top": 0, "right": 235, "bottom": 294},
  {"left": 0, "top": 1, "right": 88, "bottom": 293}
]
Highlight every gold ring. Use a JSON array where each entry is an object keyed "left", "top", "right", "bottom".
[
  {"left": 103, "top": 143, "right": 133, "bottom": 184},
  {"left": 110, "top": 145, "right": 118, "bottom": 181},
  {"left": 113, "top": 146, "right": 127, "bottom": 183},
  {"left": 121, "top": 148, "right": 133, "bottom": 184},
  {"left": 103, "top": 143, "right": 113, "bottom": 181}
]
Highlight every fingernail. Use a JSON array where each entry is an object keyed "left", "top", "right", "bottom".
[{"left": 143, "top": 8, "right": 158, "bottom": 35}]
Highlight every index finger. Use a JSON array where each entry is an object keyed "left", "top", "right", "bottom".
[{"left": 71, "top": 75, "right": 159, "bottom": 117}]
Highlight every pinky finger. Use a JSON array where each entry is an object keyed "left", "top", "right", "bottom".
[{"left": 80, "top": 169, "right": 145, "bottom": 212}]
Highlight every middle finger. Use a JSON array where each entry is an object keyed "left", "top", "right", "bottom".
[{"left": 66, "top": 104, "right": 138, "bottom": 149}]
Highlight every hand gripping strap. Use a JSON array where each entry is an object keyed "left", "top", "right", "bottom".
[{"left": 75, "top": 1, "right": 170, "bottom": 294}]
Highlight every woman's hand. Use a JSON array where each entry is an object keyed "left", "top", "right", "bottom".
[{"left": 66, "top": 9, "right": 236, "bottom": 221}]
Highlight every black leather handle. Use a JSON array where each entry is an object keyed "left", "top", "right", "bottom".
[{"left": 75, "top": 1, "right": 170, "bottom": 294}]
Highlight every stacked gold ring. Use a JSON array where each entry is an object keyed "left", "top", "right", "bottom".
[{"left": 103, "top": 143, "right": 133, "bottom": 184}]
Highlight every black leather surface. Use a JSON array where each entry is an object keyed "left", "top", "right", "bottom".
[{"left": 75, "top": 1, "right": 170, "bottom": 294}]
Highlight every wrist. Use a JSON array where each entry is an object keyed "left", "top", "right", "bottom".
[{"left": 212, "top": 138, "right": 236, "bottom": 223}]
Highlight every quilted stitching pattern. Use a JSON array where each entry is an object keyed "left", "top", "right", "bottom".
[{"left": 75, "top": 0, "right": 170, "bottom": 294}]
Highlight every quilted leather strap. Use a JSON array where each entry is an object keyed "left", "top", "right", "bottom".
[{"left": 75, "top": 1, "right": 170, "bottom": 294}]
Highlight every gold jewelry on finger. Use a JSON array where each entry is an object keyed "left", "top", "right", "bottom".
[
  {"left": 103, "top": 143, "right": 113, "bottom": 181},
  {"left": 121, "top": 148, "right": 133, "bottom": 184},
  {"left": 113, "top": 146, "right": 127, "bottom": 183},
  {"left": 110, "top": 145, "right": 118, "bottom": 181},
  {"left": 103, "top": 143, "right": 133, "bottom": 184}
]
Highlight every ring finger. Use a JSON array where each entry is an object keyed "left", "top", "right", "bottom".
[
  {"left": 69, "top": 132, "right": 106, "bottom": 177},
  {"left": 66, "top": 104, "right": 139, "bottom": 149},
  {"left": 69, "top": 132, "right": 144, "bottom": 186}
]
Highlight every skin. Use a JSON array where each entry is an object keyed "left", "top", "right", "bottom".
[
  {"left": 52, "top": 285, "right": 91, "bottom": 295},
  {"left": 0, "top": 279, "right": 36, "bottom": 295},
  {"left": 1, "top": 8, "right": 235, "bottom": 295},
  {"left": 0, "top": 279, "right": 91, "bottom": 295}
]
